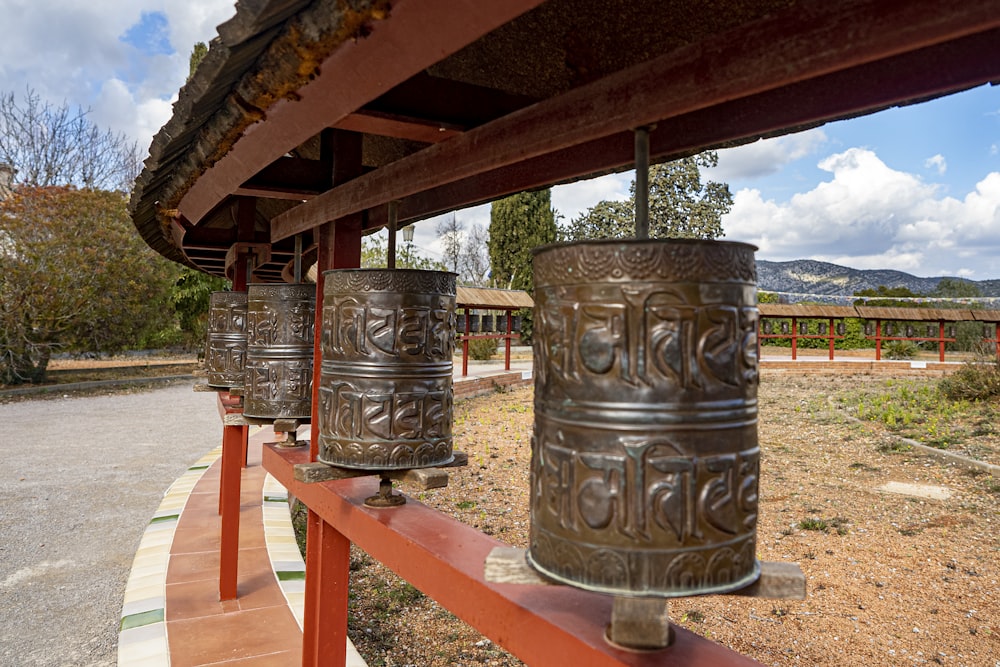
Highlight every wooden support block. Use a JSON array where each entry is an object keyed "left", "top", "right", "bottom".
[
  {"left": 483, "top": 548, "right": 806, "bottom": 600},
  {"left": 608, "top": 597, "right": 672, "bottom": 650},
  {"left": 293, "top": 462, "right": 371, "bottom": 484},
  {"left": 442, "top": 451, "right": 468, "bottom": 467},
  {"left": 484, "top": 547, "right": 551, "bottom": 585},
  {"left": 729, "top": 561, "right": 807, "bottom": 600},
  {"left": 392, "top": 467, "right": 449, "bottom": 490},
  {"left": 223, "top": 413, "right": 250, "bottom": 427},
  {"left": 273, "top": 418, "right": 305, "bottom": 433}
]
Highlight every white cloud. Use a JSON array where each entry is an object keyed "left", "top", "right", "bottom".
[
  {"left": 924, "top": 154, "right": 947, "bottom": 174},
  {"left": 552, "top": 172, "right": 632, "bottom": 221},
  {"left": 708, "top": 129, "right": 827, "bottom": 181},
  {"left": 722, "top": 148, "right": 1000, "bottom": 278},
  {"left": 0, "top": 0, "right": 234, "bottom": 151}
]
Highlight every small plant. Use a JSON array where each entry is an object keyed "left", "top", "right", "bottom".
[
  {"left": 799, "top": 517, "right": 828, "bottom": 531},
  {"left": 456, "top": 500, "right": 477, "bottom": 510},
  {"left": 680, "top": 609, "right": 705, "bottom": 623}
]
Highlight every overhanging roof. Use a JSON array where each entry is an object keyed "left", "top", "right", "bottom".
[
  {"left": 456, "top": 287, "right": 533, "bottom": 310},
  {"left": 129, "top": 0, "right": 1000, "bottom": 281}
]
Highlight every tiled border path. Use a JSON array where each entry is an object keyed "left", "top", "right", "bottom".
[{"left": 117, "top": 429, "right": 365, "bottom": 666}]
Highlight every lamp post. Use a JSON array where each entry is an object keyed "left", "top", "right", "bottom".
[{"left": 401, "top": 224, "right": 415, "bottom": 267}]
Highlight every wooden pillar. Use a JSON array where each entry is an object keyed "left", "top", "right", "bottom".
[
  {"left": 304, "top": 129, "right": 363, "bottom": 667},
  {"left": 828, "top": 317, "right": 835, "bottom": 360},
  {"left": 504, "top": 308, "right": 512, "bottom": 371},
  {"left": 219, "top": 420, "right": 248, "bottom": 601},
  {"left": 938, "top": 320, "right": 946, "bottom": 362},
  {"left": 218, "top": 197, "right": 255, "bottom": 600},
  {"left": 790, "top": 317, "right": 798, "bottom": 360}
]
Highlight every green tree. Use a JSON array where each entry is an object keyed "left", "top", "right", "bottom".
[
  {"left": 189, "top": 42, "right": 209, "bottom": 80},
  {"left": 488, "top": 189, "right": 557, "bottom": 292},
  {"left": 852, "top": 285, "right": 922, "bottom": 307},
  {"left": 361, "top": 235, "right": 446, "bottom": 272},
  {"left": 171, "top": 268, "right": 230, "bottom": 351},
  {"left": 0, "top": 187, "right": 179, "bottom": 384},
  {"left": 564, "top": 152, "right": 732, "bottom": 241},
  {"left": 489, "top": 189, "right": 557, "bottom": 343},
  {"left": 931, "top": 277, "right": 981, "bottom": 299}
]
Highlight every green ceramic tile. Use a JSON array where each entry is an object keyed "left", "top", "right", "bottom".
[{"left": 119, "top": 608, "right": 164, "bottom": 631}]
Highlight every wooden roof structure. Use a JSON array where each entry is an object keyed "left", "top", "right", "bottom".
[
  {"left": 129, "top": 0, "right": 1000, "bottom": 282},
  {"left": 759, "top": 304, "right": 857, "bottom": 319},
  {"left": 456, "top": 287, "right": 533, "bottom": 310},
  {"left": 759, "top": 304, "right": 994, "bottom": 321}
]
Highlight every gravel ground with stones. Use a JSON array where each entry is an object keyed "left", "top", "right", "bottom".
[
  {"left": 344, "top": 373, "right": 1000, "bottom": 667},
  {"left": 0, "top": 381, "right": 222, "bottom": 666}
]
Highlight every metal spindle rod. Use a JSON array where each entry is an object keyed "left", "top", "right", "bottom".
[
  {"left": 387, "top": 200, "right": 399, "bottom": 269},
  {"left": 634, "top": 126, "right": 651, "bottom": 240},
  {"left": 293, "top": 234, "right": 303, "bottom": 283}
]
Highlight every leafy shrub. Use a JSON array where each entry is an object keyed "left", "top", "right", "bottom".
[
  {"left": 468, "top": 337, "right": 498, "bottom": 361},
  {"left": 884, "top": 340, "right": 919, "bottom": 360},
  {"left": 939, "top": 352, "right": 1000, "bottom": 401}
]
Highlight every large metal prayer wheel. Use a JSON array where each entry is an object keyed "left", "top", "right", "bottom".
[
  {"left": 206, "top": 291, "right": 247, "bottom": 389},
  {"left": 243, "top": 283, "right": 316, "bottom": 419},
  {"left": 528, "top": 239, "right": 761, "bottom": 598},
  {"left": 318, "top": 269, "right": 457, "bottom": 469}
]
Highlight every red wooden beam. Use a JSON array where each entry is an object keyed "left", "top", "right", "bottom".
[
  {"left": 362, "top": 27, "right": 1000, "bottom": 231},
  {"left": 270, "top": 0, "right": 1000, "bottom": 242},
  {"left": 264, "top": 444, "right": 764, "bottom": 666},
  {"left": 178, "top": 0, "right": 546, "bottom": 227},
  {"left": 334, "top": 110, "right": 464, "bottom": 143}
]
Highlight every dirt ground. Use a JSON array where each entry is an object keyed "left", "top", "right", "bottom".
[{"left": 345, "top": 372, "right": 1000, "bottom": 667}]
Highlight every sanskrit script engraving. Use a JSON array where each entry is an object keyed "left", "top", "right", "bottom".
[
  {"left": 323, "top": 297, "right": 453, "bottom": 362},
  {"left": 536, "top": 286, "right": 758, "bottom": 393}
]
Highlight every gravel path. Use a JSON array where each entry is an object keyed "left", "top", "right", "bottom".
[{"left": 0, "top": 381, "right": 221, "bottom": 666}]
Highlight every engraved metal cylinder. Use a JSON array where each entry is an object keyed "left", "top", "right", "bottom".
[
  {"left": 243, "top": 283, "right": 316, "bottom": 419},
  {"left": 528, "top": 239, "right": 761, "bottom": 598},
  {"left": 319, "top": 269, "right": 457, "bottom": 470},
  {"left": 206, "top": 291, "right": 247, "bottom": 389}
]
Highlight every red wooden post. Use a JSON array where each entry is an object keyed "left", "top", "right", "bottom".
[
  {"left": 218, "top": 235, "right": 251, "bottom": 601},
  {"left": 790, "top": 317, "right": 798, "bottom": 360},
  {"left": 302, "top": 510, "right": 351, "bottom": 667},
  {"left": 875, "top": 318, "right": 882, "bottom": 361},
  {"left": 303, "top": 129, "right": 363, "bottom": 667},
  {"left": 219, "top": 419, "right": 247, "bottom": 601},
  {"left": 462, "top": 308, "right": 470, "bottom": 377},
  {"left": 504, "top": 308, "right": 513, "bottom": 371},
  {"left": 995, "top": 322, "right": 1000, "bottom": 360},
  {"left": 828, "top": 317, "right": 835, "bottom": 360},
  {"left": 939, "top": 320, "right": 946, "bottom": 362}
]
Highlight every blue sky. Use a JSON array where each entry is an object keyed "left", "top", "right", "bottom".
[{"left": 1, "top": 1, "right": 998, "bottom": 280}]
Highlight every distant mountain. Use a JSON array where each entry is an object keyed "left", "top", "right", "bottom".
[{"left": 755, "top": 259, "right": 1000, "bottom": 298}]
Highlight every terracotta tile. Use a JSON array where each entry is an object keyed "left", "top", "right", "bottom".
[
  {"left": 168, "top": 550, "right": 220, "bottom": 584},
  {"left": 165, "top": 578, "right": 235, "bottom": 621},
  {"left": 171, "top": 517, "right": 221, "bottom": 553},
  {"left": 208, "top": 649, "right": 302, "bottom": 666},
  {"left": 167, "top": 606, "right": 300, "bottom": 666}
]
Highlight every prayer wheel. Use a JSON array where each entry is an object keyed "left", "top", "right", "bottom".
[
  {"left": 206, "top": 291, "right": 247, "bottom": 389},
  {"left": 528, "top": 239, "right": 761, "bottom": 598},
  {"left": 318, "top": 269, "right": 457, "bottom": 470},
  {"left": 243, "top": 283, "right": 316, "bottom": 419}
]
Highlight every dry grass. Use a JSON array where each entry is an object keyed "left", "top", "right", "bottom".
[{"left": 307, "top": 373, "right": 1000, "bottom": 666}]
